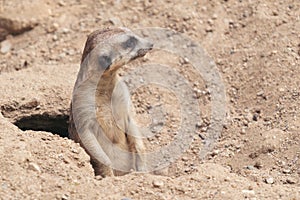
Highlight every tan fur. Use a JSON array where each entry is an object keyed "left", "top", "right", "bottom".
[{"left": 68, "top": 27, "right": 152, "bottom": 177}]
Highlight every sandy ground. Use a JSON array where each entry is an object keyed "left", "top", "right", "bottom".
[{"left": 0, "top": 0, "right": 299, "bottom": 199}]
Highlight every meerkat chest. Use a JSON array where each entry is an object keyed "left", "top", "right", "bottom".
[
  {"left": 95, "top": 94, "right": 128, "bottom": 143},
  {"left": 94, "top": 75, "right": 130, "bottom": 143}
]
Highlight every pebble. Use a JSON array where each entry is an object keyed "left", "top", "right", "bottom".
[
  {"left": 254, "top": 161, "right": 262, "bottom": 169},
  {"left": 180, "top": 57, "right": 189, "bottom": 64},
  {"left": 246, "top": 165, "right": 255, "bottom": 170},
  {"left": 28, "top": 162, "right": 41, "bottom": 173},
  {"left": 224, "top": 177, "right": 231, "bottom": 182},
  {"left": 58, "top": 0, "right": 66, "bottom": 6},
  {"left": 256, "top": 90, "right": 264, "bottom": 96},
  {"left": 47, "top": 23, "right": 59, "bottom": 33},
  {"left": 207, "top": 19, "right": 214, "bottom": 25},
  {"left": 131, "top": 15, "right": 139, "bottom": 23},
  {"left": 22, "top": 98, "right": 40, "bottom": 109},
  {"left": 62, "top": 28, "right": 70, "bottom": 34},
  {"left": 241, "top": 127, "right": 246, "bottom": 135},
  {"left": 196, "top": 122, "right": 202, "bottom": 128},
  {"left": 282, "top": 169, "right": 291, "bottom": 174},
  {"left": 212, "top": 14, "right": 218, "bottom": 20},
  {"left": 242, "top": 189, "right": 255, "bottom": 196},
  {"left": 205, "top": 27, "right": 213, "bottom": 32},
  {"left": 53, "top": 35, "right": 58, "bottom": 41},
  {"left": 152, "top": 179, "right": 164, "bottom": 188},
  {"left": 94, "top": 175, "right": 103, "bottom": 181},
  {"left": 109, "top": 17, "right": 122, "bottom": 26},
  {"left": 181, "top": 156, "right": 188, "bottom": 161},
  {"left": 61, "top": 194, "right": 69, "bottom": 200},
  {"left": 0, "top": 40, "right": 12, "bottom": 54},
  {"left": 211, "top": 149, "right": 219, "bottom": 156},
  {"left": 265, "top": 177, "right": 274, "bottom": 184},
  {"left": 286, "top": 178, "right": 297, "bottom": 184}
]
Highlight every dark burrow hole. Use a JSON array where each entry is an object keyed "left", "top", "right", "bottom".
[{"left": 13, "top": 114, "right": 69, "bottom": 137}]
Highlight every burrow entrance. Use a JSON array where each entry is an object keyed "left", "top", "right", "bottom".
[
  {"left": 1, "top": 101, "right": 70, "bottom": 137},
  {"left": 8, "top": 113, "right": 69, "bottom": 137}
]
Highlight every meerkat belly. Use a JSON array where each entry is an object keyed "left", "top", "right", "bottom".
[
  {"left": 96, "top": 104, "right": 129, "bottom": 149},
  {"left": 95, "top": 104, "right": 134, "bottom": 172}
]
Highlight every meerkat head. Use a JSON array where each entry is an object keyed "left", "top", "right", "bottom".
[{"left": 80, "top": 28, "right": 153, "bottom": 78}]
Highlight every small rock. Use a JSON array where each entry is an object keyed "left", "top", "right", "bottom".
[
  {"left": 254, "top": 161, "right": 263, "bottom": 169},
  {"left": 256, "top": 90, "right": 264, "bottom": 96},
  {"left": 130, "top": 190, "right": 135, "bottom": 195},
  {"left": 282, "top": 169, "right": 291, "bottom": 174},
  {"left": 201, "top": 6, "right": 207, "bottom": 11},
  {"left": 265, "top": 177, "right": 274, "bottom": 184},
  {"left": 252, "top": 113, "right": 259, "bottom": 121},
  {"left": 242, "top": 119, "right": 249, "bottom": 126},
  {"left": 270, "top": 50, "right": 277, "bottom": 55},
  {"left": 28, "top": 162, "right": 41, "bottom": 173},
  {"left": 212, "top": 14, "right": 218, "bottom": 20},
  {"left": 241, "top": 127, "right": 246, "bottom": 135},
  {"left": 184, "top": 167, "right": 191, "bottom": 173},
  {"left": 71, "top": 148, "right": 78, "bottom": 154},
  {"left": 205, "top": 27, "right": 213, "bottom": 32},
  {"left": 62, "top": 28, "right": 70, "bottom": 34},
  {"left": 61, "top": 194, "right": 69, "bottom": 200},
  {"left": 0, "top": 40, "right": 12, "bottom": 54},
  {"left": 196, "top": 121, "right": 202, "bottom": 128},
  {"left": 245, "top": 112, "right": 253, "bottom": 122},
  {"left": 58, "top": 0, "right": 66, "bottom": 6},
  {"left": 183, "top": 16, "right": 191, "bottom": 21},
  {"left": 109, "top": 17, "right": 122, "bottom": 26},
  {"left": 181, "top": 156, "right": 188, "bottom": 161},
  {"left": 207, "top": 19, "right": 214, "bottom": 25},
  {"left": 246, "top": 165, "right": 255, "bottom": 170},
  {"left": 179, "top": 57, "right": 189, "bottom": 64},
  {"left": 21, "top": 98, "right": 39, "bottom": 109},
  {"left": 47, "top": 23, "right": 59, "bottom": 33},
  {"left": 286, "top": 178, "right": 297, "bottom": 184},
  {"left": 242, "top": 189, "right": 255, "bottom": 196},
  {"left": 95, "top": 175, "right": 103, "bottom": 180},
  {"left": 131, "top": 15, "right": 139, "bottom": 23},
  {"left": 53, "top": 35, "right": 58, "bottom": 41},
  {"left": 211, "top": 149, "right": 219, "bottom": 156},
  {"left": 152, "top": 179, "right": 164, "bottom": 188}
]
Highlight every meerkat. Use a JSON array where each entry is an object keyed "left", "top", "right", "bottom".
[{"left": 68, "top": 27, "right": 153, "bottom": 177}]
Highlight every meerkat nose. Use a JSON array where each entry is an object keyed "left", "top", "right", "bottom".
[
  {"left": 137, "top": 42, "right": 153, "bottom": 57},
  {"left": 137, "top": 48, "right": 151, "bottom": 57}
]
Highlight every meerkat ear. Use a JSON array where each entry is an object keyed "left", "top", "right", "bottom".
[{"left": 98, "top": 55, "right": 112, "bottom": 70}]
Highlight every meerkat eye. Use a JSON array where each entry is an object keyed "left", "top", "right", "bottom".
[
  {"left": 122, "top": 36, "right": 138, "bottom": 49},
  {"left": 98, "top": 55, "right": 112, "bottom": 69}
]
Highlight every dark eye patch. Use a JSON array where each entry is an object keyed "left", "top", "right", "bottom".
[
  {"left": 98, "top": 55, "right": 112, "bottom": 70},
  {"left": 121, "top": 36, "right": 138, "bottom": 49}
]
